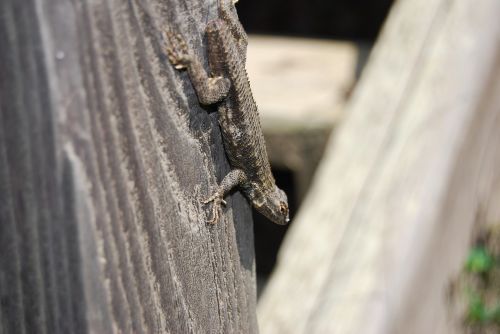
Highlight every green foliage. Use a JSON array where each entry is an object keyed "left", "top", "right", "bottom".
[
  {"left": 462, "top": 243, "right": 500, "bottom": 327},
  {"left": 467, "top": 294, "right": 487, "bottom": 323},
  {"left": 467, "top": 294, "right": 500, "bottom": 324},
  {"left": 465, "top": 247, "right": 494, "bottom": 274}
]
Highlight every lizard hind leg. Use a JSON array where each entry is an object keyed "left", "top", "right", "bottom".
[
  {"left": 163, "top": 29, "right": 230, "bottom": 105},
  {"left": 163, "top": 31, "right": 191, "bottom": 70}
]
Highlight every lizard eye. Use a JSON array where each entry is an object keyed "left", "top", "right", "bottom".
[{"left": 279, "top": 202, "right": 288, "bottom": 214}]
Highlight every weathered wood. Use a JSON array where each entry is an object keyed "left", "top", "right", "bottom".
[
  {"left": 257, "top": 0, "right": 500, "bottom": 333},
  {"left": 0, "top": 0, "right": 258, "bottom": 333}
]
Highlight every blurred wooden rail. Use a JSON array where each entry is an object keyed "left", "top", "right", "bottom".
[
  {"left": 246, "top": 36, "right": 361, "bottom": 200},
  {"left": 258, "top": 0, "right": 500, "bottom": 333},
  {"left": 0, "top": 0, "right": 258, "bottom": 333}
]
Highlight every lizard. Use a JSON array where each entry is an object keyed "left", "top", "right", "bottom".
[{"left": 164, "top": 0, "right": 289, "bottom": 225}]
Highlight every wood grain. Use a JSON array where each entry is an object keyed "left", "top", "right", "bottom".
[{"left": 0, "top": 0, "right": 258, "bottom": 332}]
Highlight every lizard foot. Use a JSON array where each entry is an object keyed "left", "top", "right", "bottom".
[
  {"left": 202, "top": 191, "right": 227, "bottom": 224},
  {"left": 163, "top": 31, "right": 191, "bottom": 70}
]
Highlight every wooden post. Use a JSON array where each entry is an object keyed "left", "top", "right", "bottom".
[{"left": 0, "top": 0, "right": 258, "bottom": 332}]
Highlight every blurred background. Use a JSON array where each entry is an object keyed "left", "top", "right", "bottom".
[
  {"left": 238, "top": 0, "right": 394, "bottom": 295},
  {"left": 237, "top": 0, "right": 500, "bottom": 333}
]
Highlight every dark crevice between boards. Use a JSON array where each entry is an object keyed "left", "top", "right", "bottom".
[{"left": 253, "top": 167, "right": 296, "bottom": 297}]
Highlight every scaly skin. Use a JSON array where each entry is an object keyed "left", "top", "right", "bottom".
[{"left": 165, "top": 1, "right": 289, "bottom": 225}]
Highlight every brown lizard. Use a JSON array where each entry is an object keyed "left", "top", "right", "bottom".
[{"left": 164, "top": 0, "right": 289, "bottom": 225}]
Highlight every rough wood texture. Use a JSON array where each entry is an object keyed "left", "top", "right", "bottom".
[
  {"left": 258, "top": 0, "right": 500, "bottom": 333},
  {"left": 0, "top": 0, "right": 258, "bottom": 333}
]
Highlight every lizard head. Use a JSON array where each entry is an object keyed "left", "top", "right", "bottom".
[{"left": 255, "top": 186, "right": 290, "bottom": 225}]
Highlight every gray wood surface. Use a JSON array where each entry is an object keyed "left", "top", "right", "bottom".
[
  {"left": 0, "top": 0, "right": 258, "bottom": 333},
  {"left": 258, "top": 0, "right": 500, "bottom": 333}
]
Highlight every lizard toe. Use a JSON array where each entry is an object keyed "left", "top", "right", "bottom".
[
  {"left": 206, "top": 200, "right": 223, "bottom": 224},
  {"left": 202, "top": 191, "right": 225, "bottom": 224}
]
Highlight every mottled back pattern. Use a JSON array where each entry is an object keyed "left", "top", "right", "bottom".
[
  {"left": 206, "top": 21, "right": 276, "bottom": 199},
  {"left": 165, "top": 0, "right": 289, "bottom": 225}
]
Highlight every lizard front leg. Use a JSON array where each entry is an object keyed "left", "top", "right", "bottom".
[
  {"left": 203, "top": 169, "right": 247, "bottom": 224},
  {"left": 164, "top": 31, "right": 230, "bottom": 105}
]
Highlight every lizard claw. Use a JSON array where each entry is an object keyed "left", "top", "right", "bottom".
[
  {"left": 163, "top": 30, "right": 191, "bottom": 69},
  {"left": 202, "top": 191, "right": 226, "bottom": 224}
]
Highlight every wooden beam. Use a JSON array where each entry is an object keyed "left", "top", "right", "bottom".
[
  {"left": 258, "top": 0, "right": 500, "bottom": 333},
  {"left": 0, "top": 0, "right": 258, "bottom": 332}
]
